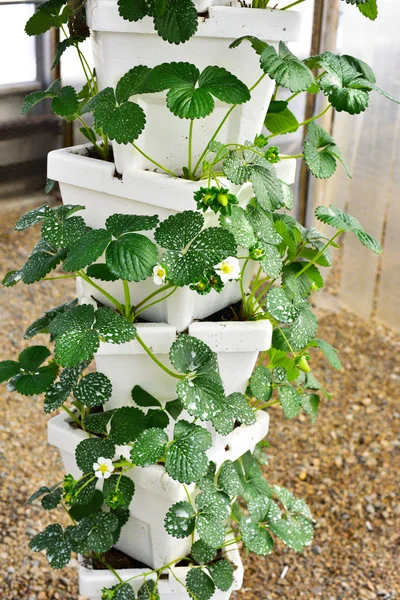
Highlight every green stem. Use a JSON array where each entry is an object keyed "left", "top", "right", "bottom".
[
  {"left": 60, "top": 501, "right": 76, "bottom": 525},
  {"left": 135, "top": 334, "right": 185, "bottom": 380},
  {"left": 42, "top": 274, "right": 77, "bottom": 281},
  {"left": 294, "top": 230, "right": 342, "bottom": 278},
  {"left": 193, "top": 73, "right": 267, "bottom": 176},
  {"left": 281, "top": 0, "right": 306, "bottom": 9},
  {"left": 132, "top": 143, "right": 177, "bottom": 178},
  {"left": 255, "top": 398, "right": 280, "bottom": 411},
  {"left": 77, "top": 270, "right": 124, "bottom": 313},
  {"left": 188, "top": 120, "right": 194, "bottom": 179},
  {"left": 134, "top": 284, "right": 174, "bottom": 312},
  {"left": 61, "top": 405, "right": 82, "bottom": 428},
  {"left": 95, "top": 554, "right": 124, "bottom": 583},
  {"left": 280, "top": 154, "right": 304, "bottom": 160},
  {"left": 123, "top": 280, "right": 131, "bottom": 319},
  {"left": 240, "top": 258, "right": 250, "bottom": 307},
  {"left": 268, "top": 102, "right": 331, "bottom": 139},
  {"left": 134, "top": 286, "right": 177, "bottom": 319}
]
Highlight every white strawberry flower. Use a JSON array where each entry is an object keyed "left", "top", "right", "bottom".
[
  {"left": 153, "top": 264, "right": 167, "bottom": 286},
  {"left": 93, "top": 457, "right": 114, "bottom": 479},
  {"left": 214, "top": 256, "right": 241, "bottom": 283}
]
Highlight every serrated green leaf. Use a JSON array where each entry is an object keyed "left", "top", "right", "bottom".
[
  {"left": 75, "top": 438, "right": 115, "bottom": 473},
  {"left": 106, "top": 234, "right": 158, "bottom": 281},
  {"left": 239, "top": 515, "right": 274, "bottom": 556},
  {"left": 357, "top": 0, "right": 378, "bottom": 20},
  {"left": 94, "top": 100, "right": 146, "bottom": 144},
  {"left": 110, "top": 583, "right": 136, "bottom": 600},
  {"left": 250, "top": 160, "right": 284, "bottom": 212},
  {"left": 131, "top": 385, "right": 161, "bottom": 408},
  {"left": 153, "top": 0, "right": 198, "bottom": 45},
  {"left": 21, "top": 245, "right": 68, "bottom": 285},
  {"left": 167, "top": 85, "right": 215, "bottom": 119},
  {"left": 84, "top": 410, "right": 115, "bottom": 435},
  {"left": 94, "top": 307, "right": 137, "bottom": 344},
  {"left": 260, "top": 42, "right": 315, "bottom": 93},
  {"left": 41, "top": 214, "right": 87, "bottom": 249},
  {"left": 109, "top": 407, "right": 147, "bottom": 444},
  {"left": 130, "top": 428, "right": 168, "bottom": 467},
  {"left": 41, "top": 487, "right": 63, "bottom": 510},
  {"left": 52, "top": 37, "right": 77, "bottom": 70},
  {"left": 186, "top": 568, "right": 215, "bottom": 600},
  {"left": 165, "top": 501, "right": 196, "bottom": 539},
  {"left": 303, "top": 122, "right": 350, "bottom": 179},
  {"left": 269, "top": 515, "right": 314, "bottom": 552},
  {"left": 196, "top": 490, "right": 230, "bottom": 548},
  {"left": 249, "top": 366, "right": 273, "bottom": 402},
  {"left": 74, "top": 372, "right": 112, "bottom": 407},
  {"left": 315, "top": 204, "right": 382, "bottom": 253},
  {"left": 177, "top": 375, "right": 226, "bottom": 422},
  {"left": 48, "top": 305, "right": 98, "bottom": 367},
  {"left": 266, "top": 287, "right": 298, "bottom": 324},
  {"left": 87, "top": 513, "right": 119, "bottom": 553},
  {"left": 310, "top": 338, "right": 342, "bottom": 370},
  {"left": 13, "top": 364, "right": 58, "bottom": 396},
  {"left": 165, "top": 398, "right": 184, "bottom": 420},
  {"left": 155, "top": 211, "right": 203, "bottom": 251},
  {"left": 30, "top": 523, "right": 72, "bottom": 569},
  {"left": 166, "top": 420, "right": 211, "bottom": 484},
  {"left": 116, "top": 65, "right": 153, "bottom": 104},
  {"left": 51, "top": 86, "right": 78, "bottom": 119},
  {"left": 103, "top": 474, "right": 135, "bottom": 510},
  {"left": 106, "top": 214, "right": 159, "bottom": 238},
  {"left": 25, "top": 0, "right": 70, "bottom": 36},
  {"left": 191, "top": 540, "right": 217, "bottom": 565},
  {"left": 218, "top": 460, "right": 243, "bottom": 497},
  {"left": 44, "top": 365, "right": 81, "bottom": 412},
  {"left": 290, "top": 306, "right": 318, "bottom": 351},
  {"left": 265, "top": 100, "right": 299, "bottom": 135},
  {"left": 145, "top": 409, "right": 169, "bottom": 429},
  {"left": 219, "top": 206, "right": 256, "bottom": 249},
  {"left": 15, "top": 204, "right": 53, "bottom": 230},
  {"left": 317, "top": 53, "right": 371, "bottom": 114},
  {"left": 247, "top": 204, "right": 283, "bottom": 245},
  {"left": 259, "top": 243, "right": 282, "bottom": 279},
  {"left": 278, "top": 385, "right": 302, "bottom": 419},
  {"left": 229, "top": 35, "right": 267, "bottom": 55},
  {"left": 117, "top": 0, "right": 149, "bottom": 21},
  {"left": 24, "top": 299, "right": 78, "bottom": 339},
  {"left": 86, "top": 264, "right": 118, "bottom": 282},
  {"left": 208, "top": 559, "right": 234, "bottom": 592},
  {"left": 138, "top": 580, "right": 160, "bottom": 600},
  {"left": 222, "top": 152, "right": 251, "bottom": 185},
  {"left": 63, "top": 229, "right": 112, "bottom": 272},
  {"left": 199, "top": 65, "right": 250, "bottom": 105},
  {"left": 170, "top": 334, "right": 218, "bottom": 376},
  {"left": 301, "top": 393, "right": 320, "bottom": 423}
]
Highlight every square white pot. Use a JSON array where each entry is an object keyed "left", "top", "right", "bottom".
[
  {"left": 85, "top": 0, "right": 301, "bottom": 175},
  {"left": 78, "top": 541, "right": 243, "bottom": 600},
  {"left": 48, "top": 410, "right": 268, "bottom": 569},
  {"left": 48, "top": 144, "right": 297, "bottom": 332}
]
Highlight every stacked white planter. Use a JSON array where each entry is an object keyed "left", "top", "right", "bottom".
[
  {"left": 85, "top": 0, "right": 301, "bottom": 175},
  {"left": 45, "top": 2, "right": 302, "bottom": 596}
]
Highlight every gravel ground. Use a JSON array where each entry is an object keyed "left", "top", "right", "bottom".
[{"left": 0, "top": 197, "right": 399, "bottom": 600}]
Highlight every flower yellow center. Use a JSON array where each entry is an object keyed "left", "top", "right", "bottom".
[
  {"left": 221, "top": 263, "right": 234, "bottom": 275},
  {"left": 99, "top": 464, "right": 109, "bottom": 473},
  {"left": 156, "top": 268, "right": 165, "bottom": 278}
]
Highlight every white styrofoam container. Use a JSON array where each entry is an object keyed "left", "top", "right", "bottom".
[
  {"left": 48, "top": 144, "right": 297, "bottom": 332},
  {"left": 85, "top": 0, "right": 302, "bottom": 175},
  {"left": 48, "top": 410, "right": 269, "bottom": 569},
  {"left": 92, "top": 319, "right": 272, "bottom": 452},
  {"left": 78, "top": 540, "right": 243, "bottom": 600}
]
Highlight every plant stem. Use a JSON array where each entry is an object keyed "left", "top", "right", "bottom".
[
  {"left": 123, "top": 280, "right": 131, "bottom": 319},
  {"left": 193, "top": 73, "right": 267, "bottom": 176},
  {"left": 268, "top": 103, "right": 332, "bottom": 140},
  {"left": 77, "top": 270, "right": 124, "bottom": 313},
  {"left": 255, "top": 398, "right": 280, "bottom": 411},
  {"left": 188, "top": 120, "right": 194, "bottom": 179},
  {"left": 240, "top": 258, "right": 250, "bottom": 307},
  {"left": 134, "top": 286, "right": 177, "bottom": 319},
  {"left": 294, "top": 230, "right": 342, "bottom": 278},
  {"left": 280, "top": 154, "right": 304, "bottom": 160},
  {"left": 134, "top": 284, "right": 174, "bottom": 312},
  {"left": 131, "top": 143, "right": 177, "bottom": 178},
  {"left": 61, "top": 405, "right": 82, "bottom": 428},
  {"left": 135, "top": 334, "right": 185, "bottom": 380},
  {"left": 281, "top": 0, "right": 306, "bottom": 10},
  {"left": 42, "top": 274, "right": 77, "bottom": 281},
  {"left": 95, "top": 554, "right": 124, "bottom": 583}
]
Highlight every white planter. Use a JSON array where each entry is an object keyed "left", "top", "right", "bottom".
[
  {"left": 48, "top": 411, "right": 268, "bottom": 568},
  {"left": 78, "top": 542, "right": 243, "bottom": 600},
  {"left": 85, "top": 0, "right": 301, "bottom": 175},
  {"left": 48, "top": 145, "right": 296, "bottom": 331}
]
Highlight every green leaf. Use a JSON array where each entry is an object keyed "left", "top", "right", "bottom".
[
  {"left": 24, "top": 298, "right": 78, "bottom": 339},
  {"left": 278, "top": 385, "right": 302, "bottom": 419},
  {"left": 317, "top": 53, "right": 371, "bottom": 114},
  {"left": 235, "top": 452, "right": 272, "bottom": 501},
  {"left": 167, "top": 85, "right": 215, "bottom": 119},
  {"left": 229, "top": 35, "right": 267, "bottom": 55},
  {"left": 103, "top": 474, "right": 135, "bottom": 510},
  {"left": 30, "top": 524, "right": 72, "bottom": 569},
  {"left": 138, "top": 580, "right": 160, "bottom": 600},
  {"left": 269, "top": 515, "right": 314, "bottom": 552},
  {"left": 146, "top": 409, "right": 169, "bottom": 429},
  {"left": 249, "top": 160, "right": 284, "bottom": 212},
  {"left": 259, "top": 243, "right": 283, "bottom": 279},
  {"left": 63, "top": 229, "right": 112, "bottom": 272},
  {"left": 41, "top": 487, "right": 63, "bottom": 510},
  {"left": 117, "top": 0, "right": 149, "bottom": 21},
  {"left": 15, "top": 204, "right": 53, "bottom": 230},
  {"left": 226, "top": 392, "right": 256, "bottom": 426},
  {"left": 208, "top": 559, "right": 234, "bottom": 592},
  {"left": 130, "top": 428, "right": 168, "bottom": 467},
  {"left": 25, "top": 0, "right": 70, "bottom": 36},
  {"left": 86, "top": 264, "right": 118, "bottom": 282},
  {"left": 301, "top": 393, "right": 320, "bottom": 423},
  {"left": 219, "top": 206, "right": 256, "bottom": 249},
  {"left": 109, "top": 407, "right": 147, "bottom": 445},
  {"left": 106, "top": 214, "right": 159, "bottom": 238},
  {"left": 41, "top": 212, "right": 87, "bottom": 249},
  {"left": 266, "top": 287, "right": 298, "bottom": 324},
  {"left": 315, "top": 204, "right": 382, "bottom": 253},
  {"left": 52, "top": 37, "right": 77, "bottom": 70},
  {"left": 75, "top": 438, "right": 115, "bottom": 473},
  {"left": 155, "top": 211, "right": 203, "bottom": 251},
  {"left": 303, "top": 122, "right": 351, "bottom": 179},
  {"left": 222, "top": 152, "right": 251, "bottom": 185},
  {"left": 106, "top": 234, "right": 158, "bottom": 282},
  {"left": 358, "top": 0, "right": 378, "bottom": 20},
  {"left": 265, "top": 100, "right": 299, "bottom": 135},
  {"left": 165, "top": 398, "right": 184, "bottom": 420},
  {"left": 239, "top": 514, "right": 274, "bottom": 556},
  {"left": 290, "top": 305, "right": 318, "bottom": 351},
  {"left": 87, "top": 513, "right": 119, "bottom": 553},
  {"left": 165, "top": 501, "right": 196, "bottom": 539},
  {"left": 1, "top": 346, "right": 59, "bottom": 396},
  {"left": 186, "top": 568, "right": 215, "bottom": 600},
  {"left": 196, "top": 490, "right": 230, "bottom": 548},
  {"left": 44, "top": 365, "right": 81, "bottom": 412},
  {"left": 84, "top": 410, "right": 115, "bottom": 435},
  {"left": 217, "top": 460, "right": 243, "bottom": 497},
  {"left": 247, "top": 204, "right": 283, "bottom": 245},
  {"left": 94, "top": 307, "right": 137, "bottom": 344},
  {"left": 109, "top": 583, "right": 136, "bottom": 600},
  {"left": 116, "top": 65, "right": 153, "bottom": 104},
  {"left": 198, "top": 66, "right": 250, "bottom": 106},
  {"left": 51, "top": 86, "right": 79, "bottom": 119},
  {"left": 94, "top": 98, "right": 146, "bottom": 144},
  {"left": 2, "top": 270, "right": 23, "bottom": 287},
  {"left": 48, "top": 305, "right": 99, "bottom": 367},
  {"left": 131, "top": 385, "right": 161, "bottom": 408},
  {"left": 153, "top": 0, "right": 198, "bottom": 45},
  {"left": 260, "top": 42, "right": 315, "bottom": 93},
  {"left": 191, "top": 540, "right": 217, "bottom": 565},
  {"left": 249, "top": 366, "right": 273, "bottom": 402},
  {"left": 166, "top": 420, "right": 211, "bottom": 484},
  {"left": 310, "top": 338, "right": 342, "bottom": 370},
  {"left": 74, "top": 372, "right": 112, "bottom": 407},
  {"left": 170, "top": 334, "right": 219, "bottom": 376},
  {"left": 177, "top": 375, "right": 226, "bottom": 422},
  {"left": 21, "top": 243, "right": 67, "bottom": 284}
]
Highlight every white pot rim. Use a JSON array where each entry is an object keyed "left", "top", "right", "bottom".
[
  {"left": 189, "top": 318, "right": 273, "bottom": 353},
  {"left": 86, "top": 0, "right": 301, "bottom": 43},
  {"left": 48, "top": 144, "right": 296, "bottom": 211},
  {"left": 97, "top": 322, "right": 177, "bottom": 357}
]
